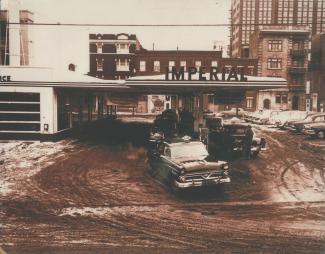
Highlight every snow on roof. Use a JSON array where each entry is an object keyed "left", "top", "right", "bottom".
[
  {"left": 128, "top": 72, "right": 286, "bottom": 83},
  {"left": 1, "top": 66, "right": 123, "bottom": 84}
]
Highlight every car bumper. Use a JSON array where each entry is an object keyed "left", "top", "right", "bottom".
[
  {"left": 174, "top": 177, "right": 231, "bottom": 189},
  {"left": 233, "top": 146, "right": 263, "bottom": 152},
  {"left": 285, "top": 126, "right": 297, "bottom": 131},
  {"left": 302, "top": 129, "right": 316, "bottom": 135}
]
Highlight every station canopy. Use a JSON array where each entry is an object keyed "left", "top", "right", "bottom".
[
  {"left": 126, "top": 72, "right": 287, "bottom": 94},
  {"left": 1, "top": 67, "right": 287, "bottom": 95}
]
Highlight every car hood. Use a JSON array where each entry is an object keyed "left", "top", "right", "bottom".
[
  {"left": 173, "top": 156, "right": 225, "bottom": 173},
  {"left": 304, "top": 122, "right": 325, "bottom": 128}
]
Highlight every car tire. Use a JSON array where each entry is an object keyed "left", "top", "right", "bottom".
[
  {"left": 251, "top": 151, "right": 259, "bottom": 158},
  {"left": 317, "top": 131, "right": 325, "bottom": 139}
]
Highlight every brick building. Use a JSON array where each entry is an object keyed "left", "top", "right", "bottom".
[
  {"left": 309, "top": 33, "right": 325, "bottom": 112},
  {"left": 89, "top": 33, "right": 140, "bottom": 80},
  {"left": 230, "top": 0, "right": 325, "bottom": 58},
  {"left": 250, "top": 25, "right": 310, "bottom": 111},
  {"left": 134, "top": 49, "right": 257, "bottom": 77}
]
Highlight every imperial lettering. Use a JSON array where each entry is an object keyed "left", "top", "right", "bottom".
[{"left": 166, "top": 66, "right": 247, "bottom": 82}]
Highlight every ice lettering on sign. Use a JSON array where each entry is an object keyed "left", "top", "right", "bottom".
[{"left": 0, "top": 76, "right": 11, "bottom": 82}]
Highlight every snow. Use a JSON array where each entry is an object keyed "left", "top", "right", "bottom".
[
  {"left": 1, "top": 66, "right": 123, "bottom": 84},
  {"left": 0, "top": 140, "right": 75, "bottom": 196},
  {"left": 59, "top": 205, "right": 164, "bottom": 218},
  {"left": 128, "top": 72, "right": 286, "bottom": 82}
]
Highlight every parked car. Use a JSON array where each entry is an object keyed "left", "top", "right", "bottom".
[
  {"left": 251, "top": 110, "right": 282, "bottom": 125},
  {"left": 218, "top": 108, "right": 246, "bottom": 118},
  {"left": 273, "top": 111, "right": 310, "bottom": 128},
  {"left": 208, "top": 122, "right": 266, "bottom": 158},
  {"left": 147, "top": 136, "right": 230, "bottom": 191},
  {"left": 286, "top": 113, "right": 325, "bottom": 133},
  {"left": 302, "top": 122, "right": 325, "bottom": 139}
]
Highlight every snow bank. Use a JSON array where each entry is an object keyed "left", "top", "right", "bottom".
[{"left": 0, "top": 140, "right": 75, "bottom": 196}]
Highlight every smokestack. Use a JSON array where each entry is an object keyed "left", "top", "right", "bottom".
[{"left": 8, "top": 0, "right": 21, "bottom": 66}]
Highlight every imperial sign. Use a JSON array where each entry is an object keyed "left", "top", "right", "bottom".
[{"left": 165, "top": 66, "right": 248, "bottom": 82}]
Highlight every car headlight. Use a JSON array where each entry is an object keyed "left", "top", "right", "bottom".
[
  {"left": 222, "top": 164, "right": 229, "bottom": 170},
  {"left": 179, "top": 175, "right": 186, "bottom": 182}
]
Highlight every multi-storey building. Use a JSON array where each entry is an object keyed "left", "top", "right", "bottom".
[
  {"left": 134, "top": 49, "right": 257, "bottom": 76},
  {"left": 89, "top": 33, "right": 140, "bottom": 80},
  {"left": 230, "top": 0, "right": 325, "bottom": 58},
  {"left": 309, "top": 33, "right": 325, "bottom": 112},
  {"left": 250, "top": 25, "right": 310, "bottom": 110}
]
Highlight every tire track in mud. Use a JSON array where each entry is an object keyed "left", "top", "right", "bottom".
[
  {"left": 254, "top": 127, "right": 325, "bottom": 203},
  {"left": 2, "top": 126, "right": 325, "bottom": 253}
]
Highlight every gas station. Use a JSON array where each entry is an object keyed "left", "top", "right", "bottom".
[{"left": 0, "top": 66, "right": 287, "bottom": 140}]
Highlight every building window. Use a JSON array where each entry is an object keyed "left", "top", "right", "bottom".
[
  {"left": 96, "top": 59, "right": 103, "bottom": 71},
  {"left": 268, "top": 40, "right": 283, "bottom": 51},
  {"left": 225, "top": 65, "right": 232, "bottom": 73},
  {"left": 267, "top": 58, "right": 282, "bottom": 69},
  {"left": 116, "top": 43, "right": 129, "bottom": 53},
  {"left": 96, "top": 43, "right": 103, "bottom": 53},
  {"left": 140, "top": 61, "right": 146, "bottom": 72},
  {"left": 282, "top": 95, "right": 288, "bottom": 104},
  {"left": 180, "top": 61, "right": 186, "bottom": 71},
  {"left": 168, "top": 61, "right": 175, "bottom": 71},
  {"left": 154, "top": 61, "right": 160, "bottom": 72},
  {"left": 248, "top": 66, "right": 254, "bottom": 75},
  {"left": 208, "top": 95, "right": 214, "bottom": 104},
  {"left": 211, "top": 61, "right": 218, "bottom": 67},
  {"left": 195, "top": 61, "right": 202, "bottom": 69},
  {"left": 275, "top": 95, "right": 281, "bottom": 104},
  {"left": 246, "top": 97, "right": 253, "bottom": 109}
]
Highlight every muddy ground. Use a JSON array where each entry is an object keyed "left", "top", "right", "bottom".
[{"left": 0, "top": 120, "right": 325, "bottom": 253}]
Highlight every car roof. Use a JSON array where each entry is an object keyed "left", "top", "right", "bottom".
[{"left": 164, "top": 139, "right": 203, "bottom": 147}]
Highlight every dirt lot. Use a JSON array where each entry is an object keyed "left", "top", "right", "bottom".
[{"left": 1, "top": 121, "right": 325, "bottom": 253}]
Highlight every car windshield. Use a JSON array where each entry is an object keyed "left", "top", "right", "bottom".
[
  {"left": 170, "top": 142, "right": 208, "bottom": 158},
  {"left": 304, "top": 116, "right": 313, "bottom": 122}
]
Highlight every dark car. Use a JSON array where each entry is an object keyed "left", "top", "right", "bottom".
[
  {"left": 302, "top": 122, "right": 325, "bottom": 139},
  {"left": 147, "top": 137, "right": 230, "bottom": 191},
  {"left": 208, "top": 123, "right": 266, "bottom": 158},
  {"left": 286, "top": 113, "right": 325, "bottom": 133},
  {"left": 152, "top": 109, "right": 178, "bottom": 138}
]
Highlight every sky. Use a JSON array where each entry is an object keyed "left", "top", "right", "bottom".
[{"left": 2, "top": 0, "right": 231, "bottom": 73}]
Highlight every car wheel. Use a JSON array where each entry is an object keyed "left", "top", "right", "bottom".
[
  {"left": 251, "top": 151, "right": 259, "bottom": 158},
  {"left": 317, "top": 131, "right": 325, "bottom": 139}
]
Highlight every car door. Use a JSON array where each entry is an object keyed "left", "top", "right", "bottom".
[{"left": 160, "top": 145, "right": 178, "bottom": 183}]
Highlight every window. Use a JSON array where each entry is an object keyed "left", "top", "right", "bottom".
[
  {"left": 276, "top": 95, "right": 281, "bottom": 104},
  {"left": 180, "top": 61, "right": 186, "bottom": 71},
  {"left": 267, "top": 58, "right": 282, "bottom": 69},
  {"left": 282, "top": 95, "right": 288, "bottom": 104},
  {"left": 96, "top": 59, "right": 103, "bottom": 71},
  {"left": 195, "top": 61, "right": 201, "bottom": 69},
  {"left": 211, "top": 61, "right": 218, "bottom": 67},
  {"left": 140, "top": 61, "right": 146, "bottom": 72},
  {"left": 246, "top": 97, "right": 253, "bottom": 109},
  {"left": 268, "top": 40, "right": 283, "bottom": 51},
  {"left": 248, "top": 66, "right": 254, "bottom": 75},
  {"left": 154, "top": 61, "right": 160, "bottom": 72},
  {"left": 168, "top": 61, "right": 175, "bottom": 71},
  {"left": 96, "top": 43, "right": 103, "bottom": 53}
]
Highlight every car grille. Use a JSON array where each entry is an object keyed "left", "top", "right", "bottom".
[{"left": 183, "top": 171, "right": 224, "bottom": 182}]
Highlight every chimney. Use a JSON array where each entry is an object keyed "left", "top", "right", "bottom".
[{"left": 8, "top": 0, "right": 21, "bottom": 66}]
